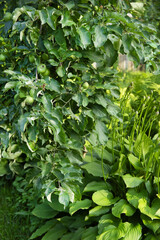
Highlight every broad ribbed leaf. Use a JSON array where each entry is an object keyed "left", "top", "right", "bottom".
[
  {"left": 97, "top": 225, "right": 118, "bottom": 240},
  {"left": 81, "top": 161, "right": 110, "bottom": 177},
  {"left": 89, "top": 206, "right": 110, "bottom": 217},
  {"left": 81, "top": 226, "right": 97, "bottom": 240},
  {"left": 92, "top": 190, "right": 119, "bottom": 206},
  {"left": 126, "top": 189, "right": 149, "bottom": 208},
  {"left": 138, "top": 198, "right": 160, "bottom": 220},
  {"left": 30, "top": 220, "right": 57, "bottom": 239},
  {"left": 32, "top": 203, "right": 58, "bottom": 219},
  {"left": 69, "top": 199, "right": 92, "bottom": 215},
  {"left": 42, "top": 223, "right": 67, "bottom": 240},
  {"left": 112, "top": 199, "right": 136, "bottom": 218},
  {"left": 141, "top": 214, "right": 160, "bottom": 234},
  {"left": 83, "top": 181, "right": 111, "bottom": 192},
  {"left": 123, "top": 223, "right": 142, "bottom": 240},
  {"left": 122, "top": 174, "right": 144, "bottom": 188}
]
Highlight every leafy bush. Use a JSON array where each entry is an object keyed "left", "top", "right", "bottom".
[{"left": 0, "top": 1, "right": 160, "bottom": 239}]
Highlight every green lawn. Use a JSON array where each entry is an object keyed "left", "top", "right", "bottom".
[{"left": 0, "top": 182, "right": 30, "bottom": 240}]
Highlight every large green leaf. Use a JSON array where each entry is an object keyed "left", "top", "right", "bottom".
[
  {"left": 122, "top": 174, "right": 144, "bottom": 188},
  {"left": 112, "top": 199, "right": 136, "bottom": 218},
  {"left": 32, "top": 203, "right": 58, "bottom": 219},
  {"left": 123, "top": 223, "right": 142, "bottom": 240},
  {"left": 83, "top": 181, "right": 111, "bottom": 192},
  {"left": 126, "top": 188, "right": 149, "bottom": 208},
  {"left": 69, "top": 199, "right": 92, "bottom": 215},
  {"left": 77, "top": 26, "right": 91, "bottom": 49},
  {"left": 138, "top": 198, "right": 160, "bottom": 220},
  {"left": 59, "top": 190, "right": 70, "bottom": 208},
  {"left": 93, "top": 25, "right": 107, "bottom": 48},
  {"left": 92, "top": 190, "right": 119, "bottom": 206},
  {"left": 59, "top": 10, "right": 75, "bottom": 28},
  {"left": 89, "top": 206, "right": 110, "bottom": 217},
  {"left": 30, "top": 220, "right": 57, "bottom": 239},
  {"left": 42, "top": 223, "right": 67, "bottom": 240},
  {"left": 97, "top": 225, "right": 118, "bottom": 240},
  {"left": 81, "top": 161, "right": 110, "bottom": 177},
  {"left": 81, "top": 226, "right": 98, "bottom": 240},
  {"left": 128, "top": 154, "right": 143, "bottom": 170},
  {"left": 141, "top": 214, "right": 160, "bottom": 234}
]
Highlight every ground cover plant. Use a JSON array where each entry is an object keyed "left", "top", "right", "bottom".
[{"left": 0, "top": 0, "right": 160, "bottom": 239}]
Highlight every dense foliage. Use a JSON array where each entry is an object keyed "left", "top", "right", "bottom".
[{"left": 0, "top": 0, "right": 160, "bottom": 239}]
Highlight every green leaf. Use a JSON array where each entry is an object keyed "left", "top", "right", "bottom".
[
  {"left": 112, "top": 199, "right": 136, "bottom": 218},
  {"left": 17, "top": 112, "right": 30, "bottom": 132},
  {"left": 45, "top": 78, "right": 60, "bottom": 92},
  {"left": 42, "top": 223, "right": 67, "bottom": 240},
  {"left": 0, "top": 161, "right": 9, "bottom": 176},
  {"left": 92, "top": 190, "right": 119, "bottom": 206},
  {"left": 95, "top": 120, "right": 108, "bottom": 145},
  {"left": 141, "top": 214, "right": 160, "bottom": 234},
  {"left": 122, "top": 174, "right": 144, "bottom": 188},
  {"left": 81, "top": 226, "right": 97, "bottom": 240},
  {"left": 83, "top": 181, "right": 111, "bottom": 192},
  {"left": 97, "top": 225, "right": 118, "bottom": 240},
  {"left": 138, "top": 198, "right": 160, "bottom": 220},
  {"left": 69, "top": 199, "right": 92, "bottom": 215},
  {"left": 89, "top": 206, "right": 110, "bottom": 217},
  {"left": 54, "top": 28, "right": 66, "bottom": 47},
  {"left": 59, "top": 190, "right": 70, "bottom": 208},
  {"left": 93, "top": 25, "right": 107, "bottom": 48},
  {"left": 123, "top": 223, "right": 142, "bottom": 240},
  {"left": 32, "top": 203, "right": 58, "bottom": 219},
  {"left": 41, "top": 95, "right": 52, "bottom": 113},
  {"left": 0, "top": 131, "right": 9, "bottom": 149},
  {"left": 77, "top": 26, "right": 91, "bottom": 49},
  {"left": 81, "top": 161, "right": 110, "bottom": 177},
  {"left": 128, "top": 154, "right": 143, "bottom": 170},
  {"left": 126, "top": 189, "right": 149, "bottom": 208},
  {"left": 48, "top": 194, "right": 65, "bottom": 212},
  {"left": 30, "top": 220, "right": 57, "bottom": 239},
  {"left": 59, "top": 10, "right": 75, "bottom": 28},
  {"left": 56, "top": 65, "right": 65, "bottom": 77},
  {"left": 4, "top": 81, "right": 18, "bottom": 92}
]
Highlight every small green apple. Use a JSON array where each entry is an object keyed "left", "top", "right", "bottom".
[{"left": 37, "top": 64, "right": 47, "bottom": 73}]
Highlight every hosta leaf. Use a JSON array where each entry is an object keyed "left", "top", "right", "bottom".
[
  {"left": 123, "top": 223, "right": 142, "bottom": 240},
  {"left": 81, "top": 161, "right": 110, "bottom": 177},
  {"left": 141, "top": 214, "right": 160, "bottom": 234},
  {"left": 112, "top": 199, "right": 136, "bottom": 218},
  {"left": 83, "top": 181, "right": 111, "bottom": 192},
  {"left": 144, "top": 233, "right": 159, "bottom": 240},
  {"left": 128, "top": 154, "right": 143, "bottom": 170},
  {"left": 30, "top": 220, "right": 57, "bottom": 239},
  {"left": 81, "top": 226, "right": 98, "bottom": 240},
  {"left": 95, "top": 120, "right": 108, "bottom": 145},
  {"left": 77, "top": 26, "right": 91, "bottom": 49},
  {"left": 89, "top": 206, "right": 110, "bottom": 217},
  {"left": 69, "top": 199, "right": 92, "bottom": 215},
  {"left": 0, "top": 161, "right": 9, "bottom": 176},
  {"left": 97, "top": 225, "right": 118, "bottom": 240},
  {"left": 122, "top": 174, "right": 144, "bottom": 188},
  {"left": 138, "top": 198, "right": 160, "bottom": 220},
  {"left": 42, "top": 223, "right": 67, "bottom": 240},
  {"left": 126, "top": 188, "right": 149, "bottom": 208},
  {"left": 93, "top": 25, "right": 107, "bottom": 48},
  {"left": 92, "top": 190, "right": 119, "bottom": 206},
  {"left": 32, "top": 203, "right": 58, "bottom": 219}
]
